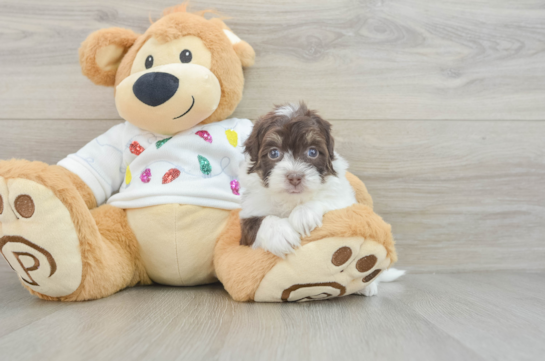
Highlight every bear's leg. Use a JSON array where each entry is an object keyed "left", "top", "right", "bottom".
[
  {"left": 0, "top": 165, "right": 150, "bottom": 301},
  {"left": 76, "top": 204, "right": 152, "bottom": 301}
]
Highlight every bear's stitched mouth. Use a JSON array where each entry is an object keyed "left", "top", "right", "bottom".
[{"left": 173, "top": 96, "right": 195, "bottom": 120}]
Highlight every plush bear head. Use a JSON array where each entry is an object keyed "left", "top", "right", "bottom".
[{"left": 79, "top": 4, "right": 255, "bottom": 135}]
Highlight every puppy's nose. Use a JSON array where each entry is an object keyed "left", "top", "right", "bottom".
[
  {"left": 287, "top": 173, "right": 303, "bottom": 186},
  {"left": 133, "top": 72, "right": 179, "bottom": 107}
]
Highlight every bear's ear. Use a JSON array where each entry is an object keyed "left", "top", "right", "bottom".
[
  {"left": 209, "top": 18, "right": 256, "bottom": 68},
  {"left": 79, "top": 28, "right": 140, "bottom": 86},
  {"left": 232, "top": 38, "right": 256, "bottom": 68}
]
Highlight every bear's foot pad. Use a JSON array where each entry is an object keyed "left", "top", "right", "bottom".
[
  {"left": 0, "top": 177, "right": 82, "bottom": 297},
  {"left": 254, "top": 237, "right": 390, "bottom": 302}
]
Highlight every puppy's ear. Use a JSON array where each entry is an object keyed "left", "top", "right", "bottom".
[
  {"left": 303, "top": 103, "right": 336, "bottom": 165},
  {"left": 325, "top": 122, "right": 337, "bottom": 175},
  {"left": 325, "top": 121, "right": 335, "bottom": 162},
  {"left": 209, "top": 18, "right": 256, "bottom": 68},
  {"left": 244, "top": 114, "right": 275, "bottom": 174},
  {"left": 79, "top": 28, "right": 140, "bottom": 86},
  {"left": 311, "top": 112, "right": 336, "bottom": 175},
  {"left": 244, "top": 121, "right": 262, "bottom": 165}
]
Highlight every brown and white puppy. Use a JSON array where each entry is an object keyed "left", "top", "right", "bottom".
[{"left": 239, "top": 103, "right": 357, "bottom": 257}]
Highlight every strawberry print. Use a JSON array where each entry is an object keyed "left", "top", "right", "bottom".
[
  {"left": 162, "top": 168, "right": 181, "bottom": 184},
  {"left": 129, "top": 141, "right": 145, "bottom": 156},
  {"left": 230, "top": 179, "right": 240, "bottom": 195},
  {"left": 195, "top": 130, "right": 213, "bottom": 143},
  {"left": 140, "top": 168, "right": 152, "bottom": 183}
]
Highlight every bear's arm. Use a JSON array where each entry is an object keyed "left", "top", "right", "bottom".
[
  {"left": 346, "top": 172, "right": 373, "bottom": 209},
  {"left": 57, "top": 123, "right": 127, "bottom": 206}
]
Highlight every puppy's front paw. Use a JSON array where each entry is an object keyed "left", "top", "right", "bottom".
[
  {"left": 355, "top": 281, "right": 378, "bottom": 297},
  {"left": 253, "top": 216, "right": 301, "bottom": 257},
  {"left": 289, "top": 203, "right": 323, "bottom": 237}
]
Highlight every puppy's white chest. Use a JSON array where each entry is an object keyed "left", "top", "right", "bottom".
[{"left": 270, "top": 199, "right": 302, "bottom": 218}]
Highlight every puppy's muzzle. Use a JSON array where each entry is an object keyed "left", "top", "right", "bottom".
[
  {"left": 133, "top": 72, "right": 180, "bottom": 107},
  {"left": 287, "top": 173, "right": 304, "bottom": 187}
]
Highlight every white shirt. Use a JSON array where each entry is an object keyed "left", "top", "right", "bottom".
[{"left": 58, "top": 118, "right": 253, "bottom": 210}]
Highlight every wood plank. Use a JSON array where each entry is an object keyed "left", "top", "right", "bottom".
[
  {"left": 0, "top": 272, "right": 544, "bottom": 360},
  {"left": 1, "top": 0, "right": 545, "bottom": 120},
  {"left": 0, "top": 261, "right": 66, "bottom": 338},
  {"left": 0, "top": 275, "right": 477, "bottom": 361},
  {"left": 1, "top": 119, "right": 544, "bottom": 272},
  {"left": 0, "top": 120, "right": 122, "bottom": 165},
  {"left": 335, "top": 120, "right": 545, "bottom": 272},
  {"left": 404, "top": 272, "right": 545, "bottom": 361}
]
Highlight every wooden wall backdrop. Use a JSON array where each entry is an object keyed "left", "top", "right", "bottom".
[{"left": 0, "top": 0, "right": 544, "bottom": 272}]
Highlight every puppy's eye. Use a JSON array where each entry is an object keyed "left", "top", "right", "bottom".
[
  {"left": 145, "top": 55, "right": 154, "bottom": 69},
  {"left": 268, "top": 149, "right": 281, "bottom": 160},
  {"left": 180, "top": 49, "right": 192, "bottom": 63},
  {"left": 307, "top": 148, "right": 318, "bottom": 158}
]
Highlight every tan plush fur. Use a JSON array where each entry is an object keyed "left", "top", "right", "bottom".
[
  {"left": 0, "top": 159, "right": 151, "bottom": 301},
  {"left": 56, "top": 166, "right": 97, "bottom": 209},
  {"left": 139, "top": 11, "right": 248, "bottom": 125},
  {"left": 233, "top": 41, "right": 256, "bottom": 68},
  {"left": 301, "top": 204, "right": 397, "bottom": 264},
  {"left": 79, "top": 28, "right": 140, "bottom": 86},
  {"left": 81, "top": 205, "right": 152, "bottom": 300},
  {"left": 81, "top": 4, "right": 255, "bottom": 123},
  {"left": 127, "top": 204, "right": 230, "bottom": 286},
  {"left": 341, "top": 173, "right": 395, "bottom": 261},
  {"left": 208, "top": 17, "right": 256, "bottom": 68},
  {"left": 113, "top": 34, "right": 150, "bottom": 89},
  {"left": 214, "top": 174, "right": 394, "bottom": 302},
  {"left": 214, "top": 210, "right": 280, "bottom": 301},
  {"left": 346, "top": 171, "right": 374, "bottom": 209}
]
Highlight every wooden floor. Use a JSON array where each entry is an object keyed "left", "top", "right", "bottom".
[
  {"left": 1, "top": 0, "right": 544, "bottom": 360},
  {"left": 1, "top": 262, "right": 544, "bottom": 361}
]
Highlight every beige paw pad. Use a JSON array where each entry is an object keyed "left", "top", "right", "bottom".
[
  {"left": 0, "top": 176, "right": 14, "bottom": 224},
  {"left": 0, "top": 178, "right": 83, "bottom": 297},
  {"left": 254, "top": 237, "right": 391, "bottom": 302}
]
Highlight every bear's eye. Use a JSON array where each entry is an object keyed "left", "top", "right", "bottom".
[
  {"left": 307, "top": 147, "right": 318, "bottom": 158},
  {"left": 180, "top": 49, "right": 192, "bottom": 63},
  {"left": 145, "top": 55, "right": 154, "bottom": 69}
]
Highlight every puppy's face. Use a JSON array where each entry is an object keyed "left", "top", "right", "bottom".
[{"left": 245, "top": 103, "right": 336, "bottom": 195}]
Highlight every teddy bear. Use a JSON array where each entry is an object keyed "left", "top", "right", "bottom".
[{"left": 0, "top": 4, "right": 397, "bottom": 302}]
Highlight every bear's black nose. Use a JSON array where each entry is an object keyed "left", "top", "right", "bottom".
[{"left": 133, "top": 72, "right": 179, "bottom": 107}]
